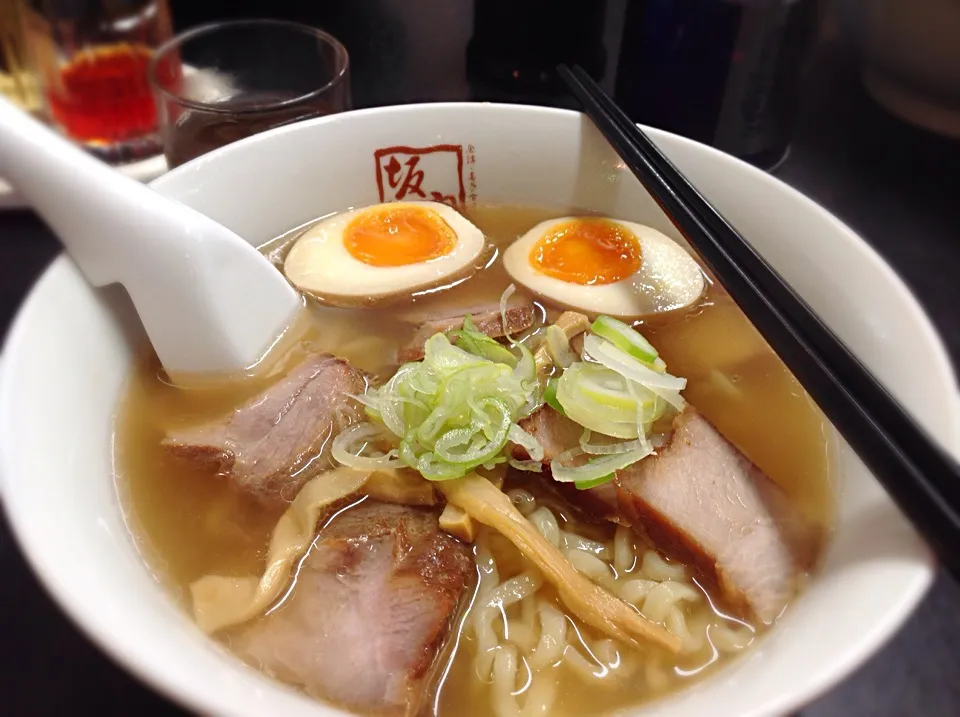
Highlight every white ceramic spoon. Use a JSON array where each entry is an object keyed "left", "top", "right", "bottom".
[{"left": 0, "top": 97, "right": 301, "bottom": 380}]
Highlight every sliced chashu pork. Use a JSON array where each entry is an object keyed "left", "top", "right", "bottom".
[
  {"left": 616, "top": 409, "right": 821, "bottom": 623},
  {"left": 162, "top": 353, "right": 366, "bottom": 504},
  {"left": 518, "top": 404, "right": 820, "bottom": 623},
  {"left": 516, "top": 405, "right": 583, "bottom": 463},
  {"left": 515, "top": 406, "right": 623, "bottom": 521},
  {"left": 396, "top": 304, "right": 536, "bottom": 363},
  {"left": 233, "top": 501, "right": 474, "bottom": 716}
]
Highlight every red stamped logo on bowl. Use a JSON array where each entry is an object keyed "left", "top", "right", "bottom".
[{"left": 374, "top": 144, "right": 475, "bottom": 208}]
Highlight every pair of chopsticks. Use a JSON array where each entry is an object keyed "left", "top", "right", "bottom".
[{"left": 558, "top": 64, "right": 960, "bottom": 577}]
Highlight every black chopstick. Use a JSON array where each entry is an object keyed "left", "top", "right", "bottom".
[
  {"left": 564, "top": 65, "right": 954, "bottom": 486},
  {"left": 558, "top": 64, "right": 960, "bottom": 577}
]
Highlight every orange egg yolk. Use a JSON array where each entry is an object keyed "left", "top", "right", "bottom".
[
  {"left": 529, "top": 218, "right": 641, "bottom": 285},
  {"left": 343, "top": 206, "right": 457, "bottom": 267}
]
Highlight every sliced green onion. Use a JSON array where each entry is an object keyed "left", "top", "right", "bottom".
[
  {"left": 450, "top": 314, "right": 519, "bottom": 366},
  {"left": 425, "top": 333, "right": 488, "bottom": 373},
  {"left": 349, "top": 391, "right": 384, "bottom": 421},
  {"left": 481, "top": 456, "right": 507, "bottom": 471},
  {"left": 577, "top": 367, "right": 646, "bottom": 412},
  {"left": 574, "top": 473, "right": 615, "bottom": 490},
  {"left": 399, "top": 439, "right": 420, "bottom": 468},
  {"left": 365, "top": 332, "right": 541, "bottom": 482},
  {"left": 508, "top": 423, "right": 544, "bottom": 462},
  {"left": 544, "top": 378, "right": 565, "bottom": 415},
  {"left": 332, "top": 422, "right": 403, "bottom": 469},
  {"left": 584, "top": 335, "right": 684, "bottom": 391},
  {"left": 556, "top": 362, "right": 659, "bottom": 439},
  {"left": 434, "top": 398, "right": 511, "bottom": 464},
  {"left": 417, "top": 451, "right": 468, "bottom": 481},
  {"left": 579, "top": 429, "right": 652, "bottom": 456},
  {"left": 514, "top": 341, "right": 537, "bottom": 385},
  {"left": 559, "top": 363, "right": 647, "bottom": 420},
  {"left": 591, "top": 315, "right": 659, "bottom": 363},
  {"left": 583, "top": 334, "right": 686, "bottom": 410},
  {"left": 374, "top": 363, "right": 416, "bottom": 436},
  {"left": 551, "top": 444, "right": 654, "bottom": 483},
  {"left": 624, "top": 379, "right": 654, "bottom": 438},
  {"left": 349, "top": 391, "right": 380, "bottom": 411},
  {"left": 509, "top": 457, "right": 544, "bottom": 472}
]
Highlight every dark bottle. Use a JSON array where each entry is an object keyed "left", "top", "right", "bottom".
[
  {"left": 467, "top": 0, "right": 608, "bottom": 106},
  {"left": 614, "top": 0, "right": 817, "bottom": 170}
]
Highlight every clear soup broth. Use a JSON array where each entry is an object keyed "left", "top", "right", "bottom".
[{"left": 116, "top": 204, "right": 832, "bottom": 716}]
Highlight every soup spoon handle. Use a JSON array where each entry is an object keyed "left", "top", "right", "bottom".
[{"left": 0, "top": 98, "right": 301, "bottom": 378}]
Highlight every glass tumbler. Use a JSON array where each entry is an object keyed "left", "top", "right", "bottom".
[
  {"left": 20, "top": 0, "right": 174, "bottom": 162},
  {"left": 149, "top": 19, "right": 351, "bottom": 169}
]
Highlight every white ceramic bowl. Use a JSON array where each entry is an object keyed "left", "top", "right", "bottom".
[{"left": 2, "top": 104, "right": 957, "bottom": 717}]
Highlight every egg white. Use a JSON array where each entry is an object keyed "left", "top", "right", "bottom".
[
  {"left": 502, "top": 217, "right": 706, "bottom": 318},
  {"left": 283, "top": 201, "right": 486, "bottom": 306}
]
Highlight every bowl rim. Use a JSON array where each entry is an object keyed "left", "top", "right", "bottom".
[{"left": 0, "top": 102, "right": 953, "bottom": 717}]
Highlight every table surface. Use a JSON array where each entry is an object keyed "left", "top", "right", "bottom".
[{"left": 3, "top": 3, "right": 960, "bottom": 715}]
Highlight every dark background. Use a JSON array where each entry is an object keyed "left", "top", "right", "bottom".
[{"left": 2, "top": 1, "right": 960, "bottom": 715}]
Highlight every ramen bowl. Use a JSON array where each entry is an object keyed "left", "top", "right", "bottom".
[{"left": 1, "top": 104, "right": 957, "bottom": 717}]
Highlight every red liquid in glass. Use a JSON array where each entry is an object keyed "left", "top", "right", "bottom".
[{"left": 47, "top": 43, "right": 159, "bottom": 143}]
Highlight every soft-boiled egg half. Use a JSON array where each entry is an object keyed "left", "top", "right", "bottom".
[
  {"left": 284, "top": 201, "right": 486, "bottom": 306},
  {"left": 502, "top": 216, "right": 705, "bottom": 318}
]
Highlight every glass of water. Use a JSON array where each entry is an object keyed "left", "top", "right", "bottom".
[{"left": 149, "top": 19, "right": 351, "bottom": 168}]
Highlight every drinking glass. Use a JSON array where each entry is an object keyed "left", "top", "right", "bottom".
[
  {"left": 149, "top": 19, "right": 350, "bottom": 169},
  {"left": 20, "top": 0, "right": 174, "bottom": 162}
]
